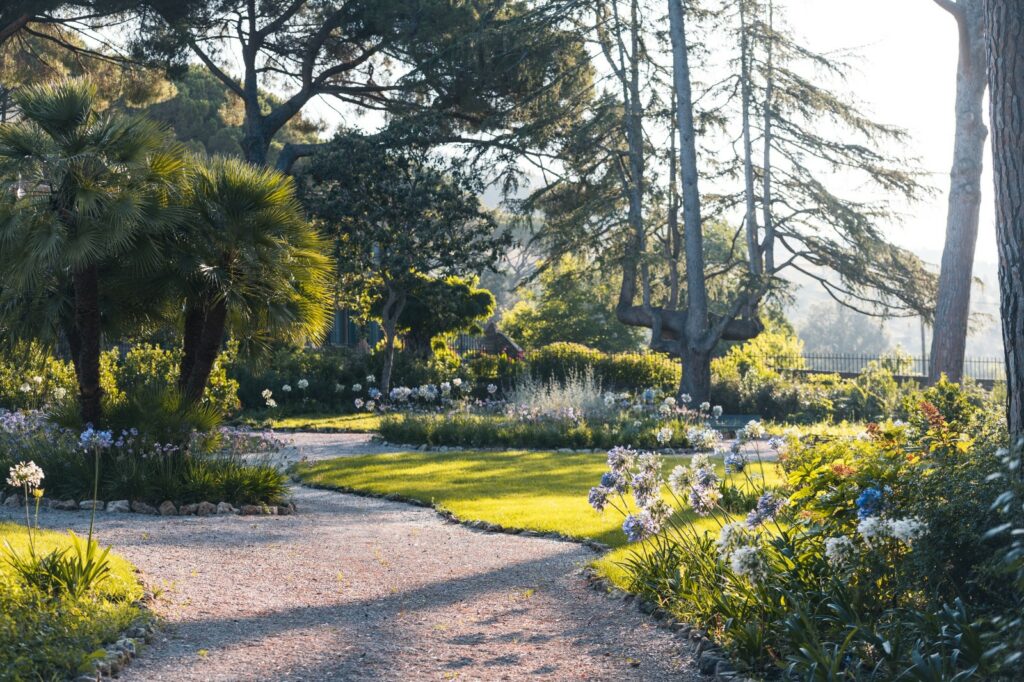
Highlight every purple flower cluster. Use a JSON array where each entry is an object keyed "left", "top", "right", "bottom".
[{"left": 746, "top": 492, "right": 786, "bottom": 528}]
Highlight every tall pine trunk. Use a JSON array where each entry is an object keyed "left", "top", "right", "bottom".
[
  {"left": 985, "top": 0, "right": 1024, "bottom": 440},
  {"left": 668, "top": 0, "right": 713, "bottom": 404},
  {"left": 73, "top": 265, "right": 103, "bottom": 425},
  {"left": 930, "top": 0, "right": 988, "bottom": 384}
]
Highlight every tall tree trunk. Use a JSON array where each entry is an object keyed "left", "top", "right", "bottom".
[
  {"left": 930, "top": 0, "right": 988, "bottom": 384},
  {"left": 985, "top": 0, "right": 1024, "bottom": 440},
  {"left": 668, "top": 0, "right": 712, "bottom": 403},
  {"left": 740, "top": 0, "right": 761, "bottom": 277},
  {"left": 73, "top": 265, "right": 103, "bottom": 425},
  {"left": 680, "top": 347, "right": 712, "bottom": 403},
  {"left": 378, "top": 288, "right": 406, "bottom": 396},
  {"left": 761, "top": 0, "right": 776, "bottom": 273},
  {"left": 178, "top": 303, "right": 205, "bottom": 392},
  {"left": 183, "top": 297, "right": 227, "bottom": 405}
]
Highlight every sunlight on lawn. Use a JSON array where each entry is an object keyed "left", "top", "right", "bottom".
[
  {"left": 253, "top": 412, "right": 392, "bottom": 432},
  {"left": 295, "top": 449, "right": 785, "bottom": 587}
]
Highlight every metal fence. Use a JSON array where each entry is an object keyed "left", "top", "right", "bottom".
[{"left": 754, "top": 353, "right": 1006, "bottom": 382}]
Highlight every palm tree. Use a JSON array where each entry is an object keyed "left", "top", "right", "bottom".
[
  {"left": 0, "top": 79, "right": 184, "bottom": 424},
  {"left": 173, "top": 156, "right": 333, "bottom": 404}
]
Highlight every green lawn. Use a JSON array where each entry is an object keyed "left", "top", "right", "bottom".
[
  {"left": 294, "top": 449, "right": 785, "bottom": 586},
  {"left": 0, "top": 522, "right": 143, "bottom": 678},
  {"left": 241, "top": 411, "right": 392, "bottom": 432}
]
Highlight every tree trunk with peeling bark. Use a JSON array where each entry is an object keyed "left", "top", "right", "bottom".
[
  {"left": 930, "top": 0, "right": 988, "bottom": 384},
  {"left": 984, "top": 0, "right": 1024, "bottom": 441}
]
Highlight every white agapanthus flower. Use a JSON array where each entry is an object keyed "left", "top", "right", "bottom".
[
  {"left": 297, "top": 379, "right": 309, "bottom": 389},
  {"left": 887, "top": 517, "right": 926, "bottom": 546},
  {"left": 699, "top": 401, "right": 711, "bottom": 412},
  {"left": 856, "top": 516, "right": 888, "bottom": 545},
  {"left": 680, "top": 393, "right": 692, "bottom": 404},
  {"left": 352, "top": 383, "right": 362, "bottom": 393},
  {"left": 18, "top": 383, "right": 30, "bottom": 393},
  {"left": 282, "top": 384, "right": 292, "bottom": 393},
  {"left": 32, "top": 376, "right": 42, "bottom": 385},
  {"left": 824, "top": 535, "right": 857, "bottom": 567},
  {"left": 452, "top": 377, "right": 463, "bottom": 387},
  {"left": 729, "top": 545, "right": 766, "bottom": 580},
  {"left": 53, "top": 387, "right": 67, "bottom": 400},
  {"left": 716, "top": 522, "right": 748, "bottom": 559},
  {"left": 712, "top": 405, "right": 723, "bottom": 418},
  {"left": 744, "top": 420, "right": 765, "bottom": 439},
  {"left": 487, "top": 383, "right": 498, "bottom": 395},
  {"left": 354, "top": 398, "right": 364, "bottom": 409},
  {"left": 365, "top": 400, "right": 376, "bottom": 411},
  {"left": 7, "top": 461, "right": 44, "bottom": 490},
  {"left": 663, "top": 396, "right": 677, "bottom": 408},
  {"left": 667, "top": 465, "right": 689, "bottom": 493},
  {"left": 266, "top": 399, "right": 277, "bottom": 408},
  {"left": 441, "top": 382, "right": 452, "bottom": 395},
  {"left": 261, "top": 389, "right": 273, "bottom": 400},
  {"left": 366, "top": 375, "right": 376, "bottom": 383},
  {"left": 656, "top": 427, "right": 674, "bottom": 445}
]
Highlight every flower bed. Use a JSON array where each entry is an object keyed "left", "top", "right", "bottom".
[
  {"left": 0, "top": 411, "right": 289, "bottom": 509},
  {"left": 593, "top": 382, "right": 1021, "bottom": 678}
]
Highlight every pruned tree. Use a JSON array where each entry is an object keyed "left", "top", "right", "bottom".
[
  {"left": 379, "top": 274, "right": 496, "bottom": 358},
  {"left": 983, "top": 0, "right": 1024, "bottom": 440},
  {"left": 525, "top": 0, "right": 935, "bottom": 402},
  {"left": 929, "top": 0, "right": 988, "bottom": 384},
  {"left": 298, "top": 134, "right": 510, "bottom": 393}
]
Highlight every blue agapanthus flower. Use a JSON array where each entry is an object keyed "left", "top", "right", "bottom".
[
  {"left": 622, "top": 513, "right": 655, "bottom": 542},
  {"left": 855, "top": 487, "right": 884, "bottom": 519},
  {"left": 588, "top": 486, "right": 610, "bottom": 512},
  {"left": 600, "top": 471, "right": 625, "bottom": 492},
  {"left": 79, "top": 426, "right": 113, "bottom": 450}
]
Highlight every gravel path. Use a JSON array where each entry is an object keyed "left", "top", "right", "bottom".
[{"left": 2, "top": 433, "right": 700, "bottom": 681}]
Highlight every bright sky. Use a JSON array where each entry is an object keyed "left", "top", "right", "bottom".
[{"left": 785, "top": 0, "right": 996, "bottom": 266}]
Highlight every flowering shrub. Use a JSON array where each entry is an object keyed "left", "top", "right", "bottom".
[
  {"left": 592, "top": 385, "right": 1019, "bottom": 678},
  {"left": 0, "top": 410, "right": 287, "bottom": 506}
]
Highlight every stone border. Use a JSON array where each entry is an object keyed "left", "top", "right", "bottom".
[
  {"left": 3, "top": 494, "right": 296, "bottom": 517},
  {"left": 297, "top": 477, "right": 763, "bottom": 680}
]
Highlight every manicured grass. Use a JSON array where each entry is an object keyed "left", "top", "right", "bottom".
[
  {"left": 295, "top": 449, "right": 785, "bottom": 586},
  {"left": 241, "top": 411, "right": 391, "bottom": 432},
  {"left": 0, "top": 522, "right": 143, "bottom": 679}
]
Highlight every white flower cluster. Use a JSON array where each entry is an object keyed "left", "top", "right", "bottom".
[
  {"left": 824, "top": 535, "right": 857, "bottom": 567},
  {"left": 739, "top": 419, "right": 765, "bottom": 440},
  {"left": 7, "top": 460, "right": 44, "bottom": 490},
  {"left": 686, "top": 426, "right": 722, "bottom": 451},
  {"left": 297, "top": 379, "right": 309, "bottom": 389},
  {"left": 656, "top": 426, "right": 674, "bottom": 445},
  {"left": 857, "top": 516, "right": 926, "bottom": 547},
  {"left": 729, "top": 546, "right": 767, "bottom": 581}
]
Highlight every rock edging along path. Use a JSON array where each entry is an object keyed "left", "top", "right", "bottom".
[{"left": 1, "top": 442, "right": 701, "bottom": 680}]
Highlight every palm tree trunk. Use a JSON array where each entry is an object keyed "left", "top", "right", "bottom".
[
  {"left": 178, "top": 303, "right": 205, "bottom": 392},
  {"left": 72, "top": 265, "right": 103, "bottom": 425},
  {"left": 183, "top": 297, "right": 227, "bottom": 405}
]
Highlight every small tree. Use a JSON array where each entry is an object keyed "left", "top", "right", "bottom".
[
  {"left": 502, "top": 254, "right": 643, "bottom": 353},
  {"left": 378, "top": 274, "right": 495, "bottom": 359},
  {"left": 299, "top": 135, "right": 510, "bottom": 393}
]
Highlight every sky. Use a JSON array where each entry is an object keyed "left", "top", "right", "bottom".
[{"left": 784, "top": 0, "right": 996, "bottom": 265}]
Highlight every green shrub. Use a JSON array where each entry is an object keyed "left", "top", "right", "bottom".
[
  {"left": 379, "top": 411, "right": 695, "bottom": 450},
  {"left": 0, "top": 522, "right": 141, "bottom": 681},
  {"left": 0, "top": 342, "right": 77, "bottom": 411},
  {"left": 527, "top": 342, "right": 679, "bottom": 392}
]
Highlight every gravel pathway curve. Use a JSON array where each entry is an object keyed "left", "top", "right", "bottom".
[{"left": 3, "top": 434, "right": 701, "bottom": 681}]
